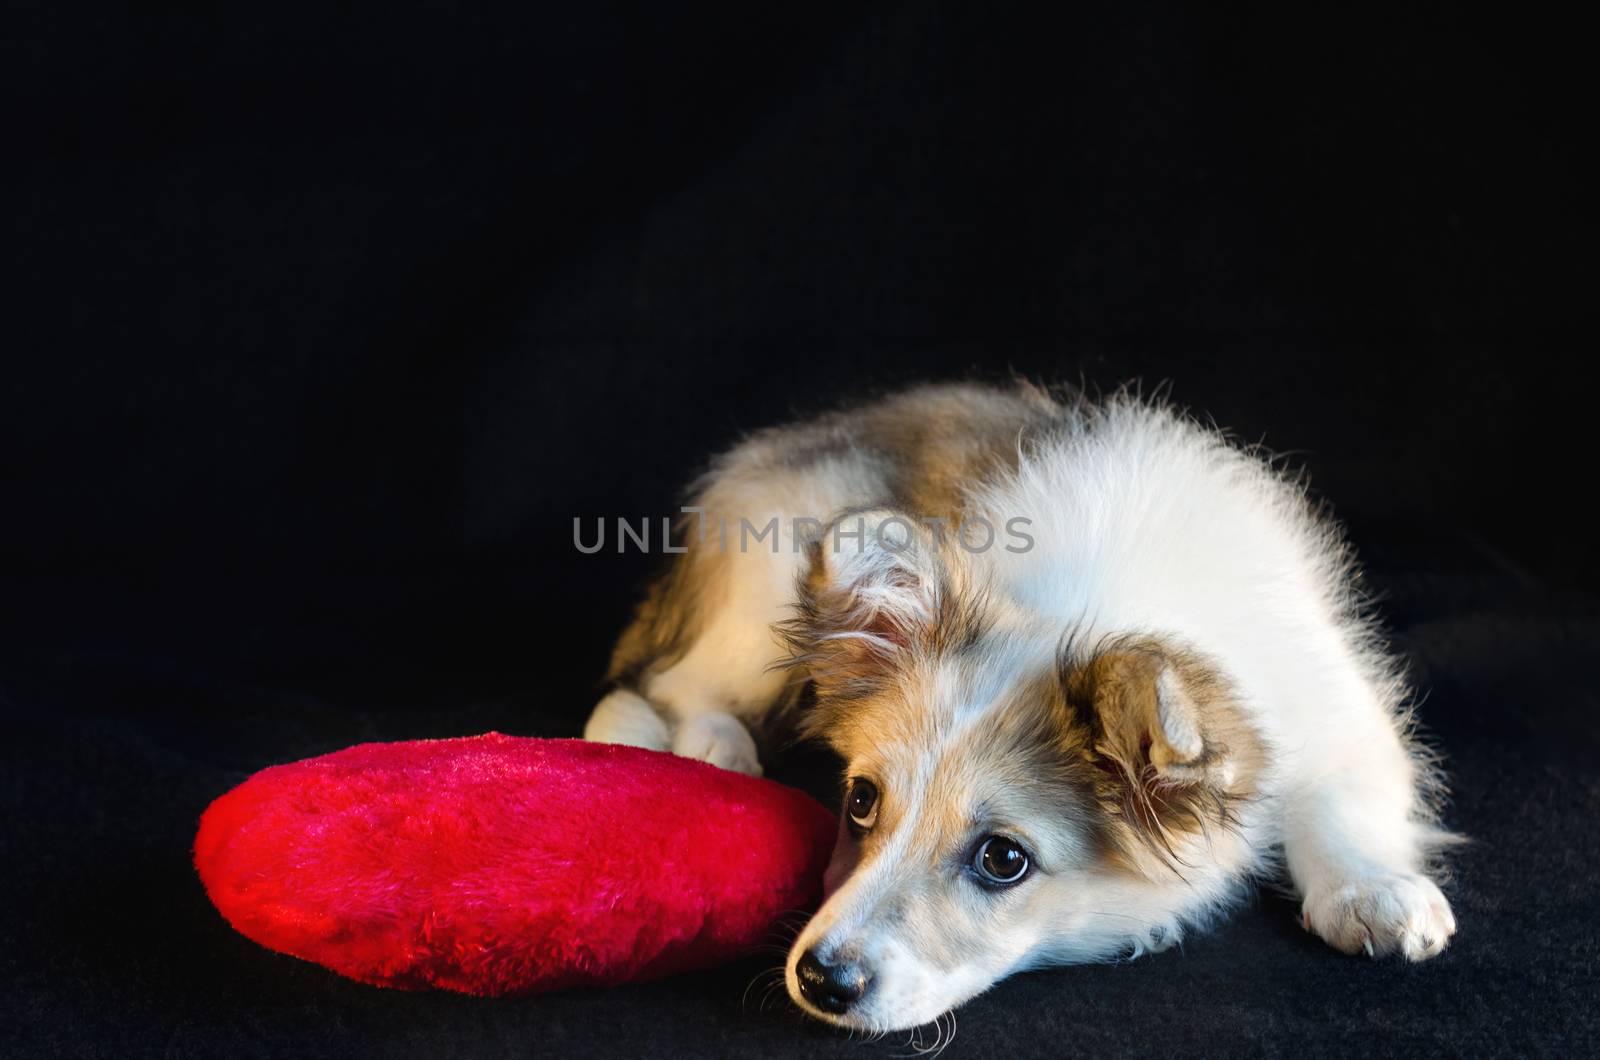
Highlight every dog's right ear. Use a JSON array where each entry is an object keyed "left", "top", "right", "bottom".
[{"left": 779, "top": 508, "right": 946, "bottom": 697}]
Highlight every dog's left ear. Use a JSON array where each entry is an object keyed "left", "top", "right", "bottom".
[{"left": 1062, "top": 641, "right": 1262, "bottom": 863}]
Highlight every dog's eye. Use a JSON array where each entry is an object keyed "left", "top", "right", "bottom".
[
  {"left": 846, "top": 778, "right": 879, "bottom": 833},
  {"left": 973, "top": 835, "right": 1030, "bottom": 886}
]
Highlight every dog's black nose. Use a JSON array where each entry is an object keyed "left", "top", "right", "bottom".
[{"left": 796, "top": 949, "right": 867, "bottom": 1014}]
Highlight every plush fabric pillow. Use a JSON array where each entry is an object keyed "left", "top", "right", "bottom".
[{"left": 194, "top": 733, "right": 835, "bottom": 995}]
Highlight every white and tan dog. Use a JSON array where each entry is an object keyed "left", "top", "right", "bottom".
[{"left": 583, "top": 381, "right": 1458, "bottom": 1032}]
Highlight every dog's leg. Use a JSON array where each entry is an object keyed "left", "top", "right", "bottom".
[
  {"left": 1283, "top": 717, "right": 1457, "bottom": 961},
  {"left": 636, "top": 537, "right": 810, "bottom": 777},
  {"left": 584, "top": 439, "right": 882, "bottom": 775},
  {"left": 585, "top": 495, "right": 826, "bottom": 775}
]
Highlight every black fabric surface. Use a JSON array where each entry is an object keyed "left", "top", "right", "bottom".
[{"left": 4, "top": 2, "right": 1597, "bottom": 1056}]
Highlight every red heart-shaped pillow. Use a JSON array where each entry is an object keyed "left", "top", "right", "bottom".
[{"left": 195, "top": 733, "right": 835, "bottom": 995}]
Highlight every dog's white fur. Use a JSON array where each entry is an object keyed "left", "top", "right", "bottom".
[{"left": 584, "top": 384, "right": 1457, "bottom": 1031}]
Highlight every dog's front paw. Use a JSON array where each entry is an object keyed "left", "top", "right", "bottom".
[
  {"left": 1302, "top": 872, "right": 1456, "bottom": 961},
  {"left": 584, "top": 688, "right": 672, "bottom": 750},
  {"left": 671, "top": 712, "right": 763, "bottom": 776}
]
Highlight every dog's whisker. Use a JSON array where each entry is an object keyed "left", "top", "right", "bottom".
[
  {"left": 741, "top": 965, "right": 787, "bottom": 1013},
  {"left": 888, "top": 1011, "right": 954, "bottom": 1059},
  {"left": 759, "top": 982, "right": 787, "bottom": 1012}
]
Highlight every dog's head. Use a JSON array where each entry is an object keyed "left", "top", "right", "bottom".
[{"left": 778, "top": 509, "right": 1264, "bottom": 1031}]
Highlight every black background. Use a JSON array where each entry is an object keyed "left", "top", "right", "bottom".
[{"left": 4, "top": 2, "right": 1596, "bottom": 1056}]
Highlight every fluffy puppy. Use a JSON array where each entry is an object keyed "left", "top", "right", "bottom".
[{"left": 583, "top": 381, "right": 1458, "bottom": 1032}]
